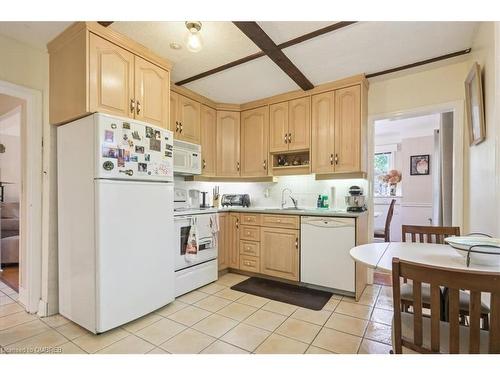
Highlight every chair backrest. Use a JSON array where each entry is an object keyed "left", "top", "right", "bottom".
[
  {"left": 383, "top": 199, "right": 396, "bottom": 242},
  {"left": 402, "top": 225, "right": 460, "bottom": 244},
  {"left": 392, "top": 258, "right": 500, "bottom": 354}
]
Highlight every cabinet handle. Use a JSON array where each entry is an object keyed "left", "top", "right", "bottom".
[
  {"left": 295, "top": 237, "right": 299, "bottom": 249},
  {"left": 330, "top": 153, "right": 334, "bottom": 165},
  {"left": 334, "top": 154, "right": 339, "bottom": 165},
  {"left": 179, "top": 122, "right": 183, "bottom": 133},
  {"left": 237, "top": 161, "right": 240, "bottom": 171},
  {"left": 130, "top": 99, "right": 135, "bottom": 113},
  {"left": 244, "top": 261, "right": 251, "bottom": 266},
  {"left": 288, "top": 133, "right": 292, "bottom": 143},
  {"left": 202, "top": 159, "right": 206, "bottom": 169},
  {"left": 236, "top": 219, "right": 239, "bottom": 229},
  {"left": 136, "top": 101, "right": 141, "bottom": 115},
  {"left": 175, "top": 121, "right": 179, "bottom": 132},
  {"left": 284, "top": 134, "right": 288, "bottom": 144},
  {"left": 263, "top": 159, "right": 267, "bottom": 170}
]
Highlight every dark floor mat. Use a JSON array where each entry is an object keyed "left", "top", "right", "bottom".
[{"left": 231, "top": 277, "right": 332, "bottom": 311}]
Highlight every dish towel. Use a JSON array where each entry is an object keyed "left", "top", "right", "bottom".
[
  {"left": 185, "top": 216, "right": 199, "bottom": 262},
  {"left": 210, "top": 214, "right": 219, "bottom": 247}
]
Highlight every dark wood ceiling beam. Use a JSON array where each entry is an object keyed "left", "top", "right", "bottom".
[
  {"left": 175, "top": 21, "right": 355, "bottom": 87},
  {"left": 366, "top": 48, "right": 471, "bottom": 79},
  {"left": 233, "top": 21, "right": 314, "bottom": 91},
  {"left": 277, "top": 21, "right": 357, "bottom": 49},
  {"left": 176, "top": 51, "right": 265, "bottom": 86},
  {"left": 97, "top": 21, "right": 114, "bottom": 27}
]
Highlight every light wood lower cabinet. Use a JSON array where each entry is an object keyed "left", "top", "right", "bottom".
[
  {"left": 228, "top": 213, "right": 240, "bottom": 269},
  {"left": 260, "top": 227, "right": 300, "bottom": 281},
  {"left": 218, "top": 213, "right": 228, "bottom": 271}
]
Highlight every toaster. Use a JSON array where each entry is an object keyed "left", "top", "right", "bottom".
[{"left": 221, "top": 194, "right": 251, "bottom": 207}]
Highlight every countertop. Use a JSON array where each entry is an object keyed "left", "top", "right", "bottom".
[{"left": 216, "top": 207, "right": 367, "bottom": 218}]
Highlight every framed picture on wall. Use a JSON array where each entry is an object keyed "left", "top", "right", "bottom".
[
  {"left": 410, "top": 154, "right": 430, "bottom": 176},
  {"left": 465, "top": 62, "right": 486, "bottom": 145}
]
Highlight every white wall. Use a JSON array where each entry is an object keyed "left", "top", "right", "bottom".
[
  {"left": 175, "top": 175, "right": 368, "bottom": 211},
  {"left": 0, "top": 108, "right": 21, "bottom": 202},
  {"left": 465, "top": 22, "right": 499, "bottom": 237},
  {"left": 0, "top": 33, "right": 58, "bottom": 313}
]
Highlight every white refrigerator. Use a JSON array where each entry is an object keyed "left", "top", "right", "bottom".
[{"left": 57, "top": 113, "right": 175, "bottom": 333}]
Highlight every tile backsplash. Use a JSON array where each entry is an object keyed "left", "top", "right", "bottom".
[{"left": 174, "top": 175, "right": 368, "bottom": 210}]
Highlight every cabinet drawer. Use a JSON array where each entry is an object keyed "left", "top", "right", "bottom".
[
  {"left": 261, "top": 214, "right": 299, "bottom": 229},
  {"left": 240, "top": 255, "right": 260, "bottom": 273},
  {"left": 240, "top": 225, "right": 260, "bottom": 241},
  {"left": 240, "top": 240, "right": 260, "bottom": 257},
  {"left": 240, "top": 213, "right": 261, "bottom": 226}
]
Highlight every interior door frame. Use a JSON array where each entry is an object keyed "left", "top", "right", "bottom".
[
  {"left": 367, "top": 100, "right": 465, "bottom": 241},
  {"left": 0, "top": 80, "right": 43, "bottom": 314}
]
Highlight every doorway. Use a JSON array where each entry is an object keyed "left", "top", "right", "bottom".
[
  {"left": 0, "top": 80, "right": 43, "bottom": 314},
  {"left": 0, "top": 95, "right": 23, "bottom": 293}
]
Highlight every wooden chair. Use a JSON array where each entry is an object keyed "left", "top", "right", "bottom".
[
  {"left": 374, "top": 199, "right": 396, "bottom": 242},
  {"left": 392, "top": 258, "right": 500, "bottom": 354},
  {"left": 400, "top": 225, "right": 490, "bottom": 329}
]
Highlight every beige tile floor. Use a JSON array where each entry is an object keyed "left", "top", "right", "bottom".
[{"left": 0, "top": 274, "right": 394, "bottom": 354}]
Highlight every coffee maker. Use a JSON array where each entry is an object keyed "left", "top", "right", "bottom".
[{"left": 345, "top": 186, "right": 367, "bottom": 212}]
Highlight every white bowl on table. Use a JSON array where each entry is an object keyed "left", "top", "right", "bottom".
[{"left": 444, "top": 236, "right": 500, "bottom": 266}]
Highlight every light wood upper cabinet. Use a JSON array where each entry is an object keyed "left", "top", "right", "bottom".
[
  {"left": 334, "top": 85, "right": 361, "bottom": 173},
  {"left": 311, "top": 85, "right": 365, "bottom": 175},
  {"left": 170, "top": 91, "right": 179, "bottom": 132},
  {"left": 260, "top": 227, "right": 299, "bottom": 281},
  {"left": 200, "top": 105, "right": 217, "bottom": 177},
  {"left": 178, "top": 95, "right": 201, "bottom": 143},
  {"left": 89, "top": 33, "right": 135, "bottom": 119},
  {"left": 218, "top": 213, "right": 228, "bottom": 271},
  {"left": 241, "top": 106, "right": 269, "bottom": 177},
  {"left": 228, "top": 213, "right": 240, "bottom": 269},
  {"left": 216, "top": 111, "right": 241, "bottom": 177},
  {"left": 269, "top": 102, "right": 289, "bottom": 153},
  {"left": 49, "top": 25, "right": 171, "bottom": 127},
  {"left": 288, "top": 97, "right": 310, "bottom": 151},
  {"left": 311, "top": 91, "right": 335, "bottom": 174},
  {"left": 134, "top": 56, "right": 170, "bottom": 129}
]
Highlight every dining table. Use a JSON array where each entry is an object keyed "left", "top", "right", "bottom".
[{"left": 350, "top": 241, "right": 500, "bottom": 273}]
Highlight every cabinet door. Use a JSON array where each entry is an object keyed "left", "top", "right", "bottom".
[
  {"left": 170, "top": 91, "right": 180, "bottom": 133},
  {"left": 311, "top": 91, "right": 335, "bottom": 174},
  {"left": 218, "top": 213, "right": 228, "bottom": 271},
  {"left": 229, "top": 213, "right": 240, "bottom": 269},
  {"left": 216, "top": 111, "right": 241, "bottom": 177},
  {"left": 288, "top": 97, "right": 310, "bottom": 151},
  {"left": 334, "top": 85, "right": 361, "bottom": 173},
  {"left": 269, "top": 102, "right": 289, "bottom": 153},
  {"left": 200, "top": 105, "right": 217, "bottom": 177},
  {"left": 134, "top": 56, "right": 169, "bottom": 129},
  {"left": 260, "top": 227, "right": 299, "bottom": 281},
  {"left": 178, "top": 94, "right": 201, "bottom": 143},
  {"left": 241, "top": 106, "right": 269, "bottom": 177},
  {"left": 89, "top": 33, "right": 135, "bottom": 118}
]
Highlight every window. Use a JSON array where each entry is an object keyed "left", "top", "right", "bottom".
[{"left": 374, "top": 152, "right": 393, "bottom": 196}]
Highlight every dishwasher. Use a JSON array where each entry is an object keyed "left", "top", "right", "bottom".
[{"left": 300, "top": 216, "right": 356, "bottom": 294}]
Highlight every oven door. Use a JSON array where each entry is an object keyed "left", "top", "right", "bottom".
[{"left": 174, "top": 215, "right": 217, "bottom": 271}]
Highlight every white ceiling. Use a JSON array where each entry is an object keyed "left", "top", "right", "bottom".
[
  {"left": 0, "top": 21, "right": 480, "bottom": 104},
  {"left": 111, "top": 21, "right": 261, "bottom": 83},
  {"left": 375, "top": 113, "right": 441, "bottom": 145}
]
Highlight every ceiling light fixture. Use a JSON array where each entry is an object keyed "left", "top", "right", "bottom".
[
  {"left": 185, "top": 21, "right": 203, "bottom": 53},
  {"left": 169, "top": 42, "right": 182, "bottom": 50}
]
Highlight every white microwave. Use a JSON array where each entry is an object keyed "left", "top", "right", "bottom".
[{"left": 173, "top": 139, "right": 202, "bottom": 175}]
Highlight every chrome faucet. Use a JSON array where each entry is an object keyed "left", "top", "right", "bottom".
[{"left": 281, "top": 188, "right": 298, "bottom": 209}]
